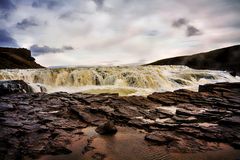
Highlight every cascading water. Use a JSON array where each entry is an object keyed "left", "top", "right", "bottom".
[{"left": 0, "top": 65, "right": 239, "bottom": 96}]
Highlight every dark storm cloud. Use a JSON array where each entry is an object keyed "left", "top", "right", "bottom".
[
  {"left": 59, "top": 12, "right": 72, "bottom": 19},
  {"left": 32, "top": 0, "right": 61, "bottom": 9},
  {"left": 30, "top": 45, "right": 74, "bottom": 56},
  {"left": 0, "top": 0, "right": 15, "bottom": 19},
  {"left": 172, "top": 18, "right": 188, "bottom": 28},
  {"left": 0, "top": 0, "right": 15, "bottom": 10},
  {"left": 172, "top": 18, "right": 203, "bottom": 37},
  {"left": 16, "top": 18, "right": 38, "bottom": 30},
  {"left": 30, "top": 45, "right": 62, "bottom": 54},
  {"left": 0, "top": 29, "right": 18, "bottom": 47},
  {"left": 93, "top": 0, "right": 105, "bottom": 9},
  {"left": 222, "top": 0, "right": 240, "bottom": 10},
  {"left": 63, "top": 46, "right": 74, "bottom": 50},
  {"left": 59, "top": 12, "right": 85, "bottom": 22},
  {"left": 186, "top": 25, "right": 202, "bottom": 37},
  {"left": 1, "top": 0, "right": 240, "bottom": 66}
]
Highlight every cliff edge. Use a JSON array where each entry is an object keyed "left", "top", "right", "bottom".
[{"left": 0, "top": 47, "right": 44, "bottom": 69}]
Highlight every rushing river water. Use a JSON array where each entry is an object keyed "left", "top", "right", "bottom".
[{"left": 0, "top": 65, "right": 239, "bottom": 96}]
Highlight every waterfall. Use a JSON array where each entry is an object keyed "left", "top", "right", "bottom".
[{"left": 0, "top": 65, "right": 239, "bottom": 96}]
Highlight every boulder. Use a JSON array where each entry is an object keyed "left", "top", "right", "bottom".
[
  {"left": 0, "top": 80, "right": 33, "bottom": 96},
  {"left": 95, "top": 121, "right": 117, "bottom": 135}
]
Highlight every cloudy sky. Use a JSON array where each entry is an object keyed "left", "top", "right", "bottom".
[{"left": 1, "top": 0, "right": 240, "bottom": 67}]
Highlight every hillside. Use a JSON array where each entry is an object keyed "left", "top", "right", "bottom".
[
  {"left": 148, "top": 45, "right": 240, "bottom": 75},
  {"left": 0, "top": 47, "right": 44, "bottom": 69}
]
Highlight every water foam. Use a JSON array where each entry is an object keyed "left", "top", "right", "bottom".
[{"left": 0, "top": 65, "right": 239, "bottom": 96}]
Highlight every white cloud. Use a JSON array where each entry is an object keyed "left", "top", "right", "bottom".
[{"left": 1, "top": 0, "right": 240, "bottom": 66}]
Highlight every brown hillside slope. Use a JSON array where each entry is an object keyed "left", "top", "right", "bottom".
[
  {"left": 148, "top": 45, "right": 240, "bottom": 75},
  {"left": 0, "top": 47, "right": 44, "bottom": 69}
]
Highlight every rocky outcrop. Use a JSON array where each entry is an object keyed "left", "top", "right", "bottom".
[
  {"left": 0, "top": 82, "right": 240, "bottom": 159},
  {"left": 148, "top": 45, "right": 240, "bottom": 75},
  {"left": 0, "top": 47, "right": 43, "bottom": 69},
  {"left": 0, "top": 80, "right": 33, "bottom": 96}
]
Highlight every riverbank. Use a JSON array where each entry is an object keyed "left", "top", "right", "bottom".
[{"left": 0, "top": 82, "right": 240, "bottom": 159}]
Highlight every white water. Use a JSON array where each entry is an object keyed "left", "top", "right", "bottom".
[{"left": 0, "top": 65, "right": 239, "bottom": 96}]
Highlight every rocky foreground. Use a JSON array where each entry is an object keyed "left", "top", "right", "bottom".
[{"left": 0, "top": 82, "right": 240, "bottom": 159}]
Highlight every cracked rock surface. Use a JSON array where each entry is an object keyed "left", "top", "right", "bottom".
[{"left": 0, "top": 82, "right": 240, "bottom": 159}]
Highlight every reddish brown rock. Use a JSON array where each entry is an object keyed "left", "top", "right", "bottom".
[
  {"left": 95, "top": 121, "right": 117, "bottom": 135},
  {"left": 0, "top": 82, "right": 240, "bottom": 159}
]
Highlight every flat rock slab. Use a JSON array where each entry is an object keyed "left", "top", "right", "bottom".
[
  {"left": 219, "top": 116, "right": 240, "bottom": 126},
  {"left": 0, "top": 82, "right": 240, "bottom": 159}
]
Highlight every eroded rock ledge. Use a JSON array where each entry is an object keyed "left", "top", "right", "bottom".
[
  {"left": 0, "top": 82, "right": 240, "bottom": 159},
  {"left": 0, "top": 47, "right": 44, "bottom": 69}
]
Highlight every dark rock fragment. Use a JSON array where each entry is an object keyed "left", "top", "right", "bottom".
[
  {"left": 173, "top": 116, "right": 198, "bottom": 123},
  {"left": 229, "top": 70, "right": 237, "bottom": 77},
  {"left": 145, "top": 131, "right": 180, "bottom": 145},
  {"left": 199, "top": 82, "right": 240, "bottom": 93},
  {"left": 0, "top": 102, "right": 14, "bottom": 111},
  {"left": 231, "top": 142, "right": 240, "bottom": 149},
  {"left": 219, "top": 116, "right": 240, "bottom": 126},
  {"left": 95, "top": 121, "right": 117, "bottom": 135},
  {"left": 0, "top": 80, "right": 33, "bottom": 96}
]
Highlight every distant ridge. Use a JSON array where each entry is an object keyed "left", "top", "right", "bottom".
[
  {"left": 148, "top": 45, "right": 240, "bottom": 75},
  {"left": 0, "top": 47, "right": 44, "bottom": 69}
]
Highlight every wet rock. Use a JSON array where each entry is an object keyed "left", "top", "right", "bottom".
[
  {"left": 176, "top": 108, "right": 199, "bottom": 116},
  {"left": 219, "top": 116, "right": 240, "bottom": 126},
  {"left": 92, "top": 153, "right": 106, "bottom": 160},
  {"left": 229, "top": 71, "right": 237, "bottom": 77},
  {"left": 88, "top": 105, "right": 114, "bottom": 115},
  {"left": 231, "top": 142, "right": 240, "bottom": 149},
  {"left": 122, "top": 96, "right": 155, "bottom": 109},
  {"left": 39, "top": 85, "right": 47, "bottom": 93},
  {"left": 145, "top": 131, "right": 180, "bottom": 145},
  {"left": 82, "top": 137, "right": 95, "bottom": 155},
  {"left": 156, "top": 108, "right": 174, "bottom": 117},
  {"left": 45, "top": 145, "right": 72, "bottom": 155},
  {"left": 173, "top": 116, "right": 198, "bottom": 123},
  {"left": 0, "top": 102, "right": 14, "bottom": 111},
  {"left": 95, "top": 121, "right": 117, "bottom": 135},
  {"left": 155, "top": 118, "right": 179, "bottom": 129},
  {"left": 0, "top": 82, "right": 240, "bottom": 159},
  {"left": 205, "top": 109, "right": 232, "bottom": 115},
  {"left": 147, "top": 92, "right": 176, "bottom": 106},
  {"left": 199, "top": 82, "right": 240, "bottom": 93},
  {"left": 2, "top": 120, "right": 23, "bottom": 128},
  {"left": 70, "top": 105, "right": 107, "bottom": 125},
  {"left": 128, "top": 117, "right": 155, "bottom": 129},
  {"left": 0, "top": 80, "right": 33, "bottom": 96}
]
